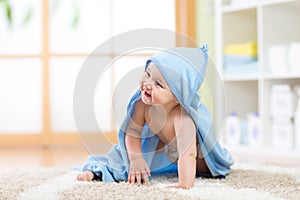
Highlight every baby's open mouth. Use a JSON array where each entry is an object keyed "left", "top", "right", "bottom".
[{"left": 144, "top": 91, "right": 151, "bottom": 98}]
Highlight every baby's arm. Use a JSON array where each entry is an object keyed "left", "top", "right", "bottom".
[
  {"left": 173, "top": 110, "right": 197, "bottom": 189},
  {"left": 125, "top": 100, "right": 150, "bottom": 185}
]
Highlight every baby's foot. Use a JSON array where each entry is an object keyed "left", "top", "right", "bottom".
[{"left": 77, "top": 171, "right": 94, "bottom": 181}]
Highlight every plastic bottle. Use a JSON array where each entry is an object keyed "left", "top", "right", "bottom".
[
  {"left": 295, "top": 87, "right": 300, "bottom": 150},
  {"left": 248, "top": 112, "right": 262, "bottom": 147},
  {"left": 225, "top": 112, "right": 241, "bottom": 147},
  {"left": 272, "top": 118, "right": 293, "bottom": 149}
]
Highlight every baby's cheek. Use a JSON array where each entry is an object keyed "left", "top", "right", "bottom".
[
  {"left": 152, "top": 93, "right": 162, "bottom": 104},
  {"left": 139, "top": 82, "right": 145, "bottom": 91}
]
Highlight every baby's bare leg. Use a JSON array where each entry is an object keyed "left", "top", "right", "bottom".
[
  {"left": 196, "top": 147, "right": 210, "bottom": 174},
  {"left": 77, "top": 171, "right": 94, "bottom": 181},
  {"left": 196, "top": 157, "right": 210, "bottom": 174},
  {"left": 155, "top": 139, "right": 165, "bottom": 153}
]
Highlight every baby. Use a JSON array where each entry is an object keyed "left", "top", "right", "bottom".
[{"left": 77, "top": 45, "right": 233, "bottom": 189}]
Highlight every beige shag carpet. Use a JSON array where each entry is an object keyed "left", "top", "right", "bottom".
[{"left": 0, "top": 163, "right": 299, "bottom": 200}]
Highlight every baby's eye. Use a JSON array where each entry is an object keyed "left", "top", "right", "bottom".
[
  {"left": 146, "top": 71, "right": 150, "bottom": 77},
  {"left": 155, "top": 81, "right": 163, "bottom": 88}
]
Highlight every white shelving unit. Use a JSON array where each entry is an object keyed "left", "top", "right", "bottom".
[{"left": 214, "top": 0, "right": 300, "bottom": 155}]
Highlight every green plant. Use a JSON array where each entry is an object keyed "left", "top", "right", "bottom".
[
  {"left": 51, "top": 0, "right": 80, "bottom": 29},
  {"left": 0, "top": 0, "right": 12, "bottom": 26},
  {"left": 0, "top": 0, "right": 79, "bottom": 28}
]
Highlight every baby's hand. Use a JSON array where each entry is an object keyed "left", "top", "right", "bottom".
[
  {"left": 128, "top": 158, "right": 151, "bottom": 185},
  {"left": 76, "top": 171, "right": 94, "bottom": 181}
]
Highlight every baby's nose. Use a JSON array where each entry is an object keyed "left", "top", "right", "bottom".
[{"left": 143, "top": 81, "right": 154, "bottom": 88}]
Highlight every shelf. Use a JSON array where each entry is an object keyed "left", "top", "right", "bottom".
[
  {"left": 223, "top": 3, "right": 257, "bottom": 14},
  {"left": 222, "top": 3, "right": 257, "bottom": 13},
  {"left": 227, "top": 145, "right": 300, "bottom": 159},
  {"left": 223, "top": 74, "right": 259, "bottom": 82},
  {"left": 222, "top": 0, "right": 295, "bottom": 13},
  {"left": 263, "top": 73, "right": 300, "bottom": 80},
  {"left": 261, "top": 0, "right": 295, "bottom": 7},
  {"left": 222, "top": 73, "right": 300, "bottom": 82},
  {"left": 216, "top": 0, "right": 300, "bottom": 151}
]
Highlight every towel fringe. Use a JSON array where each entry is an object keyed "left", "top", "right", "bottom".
[{"left": 201, "top": 44, "right": 209, "bottom": 54}]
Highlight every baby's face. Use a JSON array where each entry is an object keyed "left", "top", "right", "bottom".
[{"left": 139, "top": 62, "right": 177, "bottom": 106}]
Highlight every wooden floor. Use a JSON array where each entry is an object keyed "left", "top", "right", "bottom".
[{"left": 0, "top": 145, "right": 94, "bottom": 169}]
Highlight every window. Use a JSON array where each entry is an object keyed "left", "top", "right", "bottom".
[{"left": 0, "top": 0, "right": 195, "bottom": 145}]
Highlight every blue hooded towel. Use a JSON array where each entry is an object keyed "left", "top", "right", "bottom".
[{"left": 82, "top": 45, "right": 234, "bottom": 182}]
